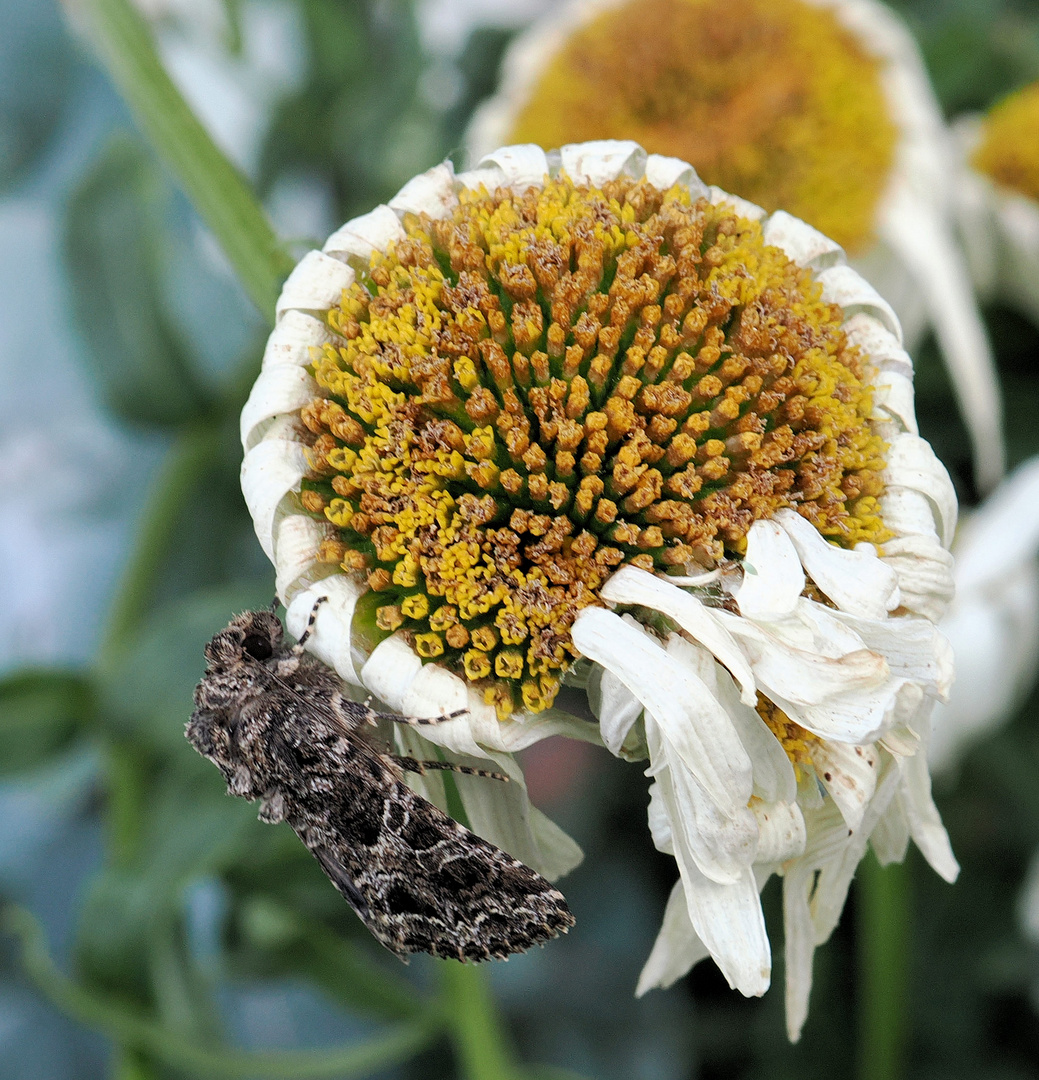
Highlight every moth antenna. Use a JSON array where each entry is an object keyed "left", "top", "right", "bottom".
[
  {"left": 293, "top": 595, "right": 328, "bottom": 653},
  {"left": 376, "top": 707, "right": 469, "bottom": 727},
  {"left": 393, "top": 757, "right": 508, "bottom": 782}
]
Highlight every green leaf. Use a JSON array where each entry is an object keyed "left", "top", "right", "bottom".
[
  {"left": 64, "top": 135, "right": 213, "bottom": 427},
  {"left": 0, "top": 669, "right": 95, "bottom": 775},
  {"left": 65, "top": 0, "right": 293, "bottom": 319}
]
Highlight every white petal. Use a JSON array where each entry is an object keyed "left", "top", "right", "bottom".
[
  {"left": 896, "top": 748, "right": 959, "bottom": 882},
  {"left": 240, "top": 428, "right": 308, "bottom": 561},
  {"left": 600, "top": 566, "right": 757, "bottom": 705},
  {"left": 572, "top": 607, "right": 753, "bottom": 815},
  {"left": 241, "top": 364, "right": 319, "bottom": 451},
  {"left": 871, "top": 369, "right": 918, "bottom": 434},
  {"left": 880, "top": 485, "right": 941, "bottom": 540},
  {"left": 808, "top": 740, "right": 879, "bottom": 832},
  {"left": 869, "top": 796, "right": 911, "bottom": 865},
  {"left": 877, "top": 182, "right": 1004, "bottom": 492},
  {"left": 387, "top": 162, "right": 457, "bottom": 219},
  {"left": 735, "top": 519, "right": 805, "bottom": 620},
  {"left": 678, "top": 861, "right": 770, "bottom": 997},
  {"left": 646, "top": 712, "right": 758, "bottom": 884},
  {"left": 592, "top": 665, "right": 644, "bottom": 755},
  {"left": 275, "top": 250, "right": 355, "bottom": 319},
  {"left": 285, "top": 576, "right": 367, "bottom": 687},
  {"left": 817, "top": 265, "right": 902, "bottom": 341},
  {"left": 762, "top": 210, "right": 845, "bottom": 272},
  {"left": 400, "top": 662, "right": 469, "bottom": 721},
  {"left": 272, "top": 515, "right": 336, "bottom": 607},
  {"left": 323, "top": 205, "right": 405, "bottom": 263},
  {"left": 775, "top": 508, "right": 899, "bottom": 619},
  {"left": 707, "top": 186, "right": 766, "bottom": 222},
  {"left": 644, "top": 153, "right": 707, "bottom": 197},
  {"left": 885, "top": 434, "right": 958, "bottom": 548},
  {"left": 636, "top": 880, "right": 710, "bottom": 996},
  {"left": 360, "top": 634, "right": 422, "bottom": 711},
  {"left": 559, "top": 140, "right": 646, "bottom": 185},
  {"left": 453, "top": 164, "right": 507, "bottom": 193},
  {"left": 782, "top": 865, "right": 814, "bottom": 1043},
  {"left": 752, "top": 800, "right": 806, "bottom": 864},
  {"left": 841, "top": 311, "right": 913, "bottom": 378},
  {"left": 647, "top": 781, "right": 673, "bottom": 855},
  {"left": 261, "top": 309, "right": 331, "bottom": 370},
  {"left": 476, "top": 144, "right": 549, "bottom": 190},
  {"left": 881, "top": 534, "right": 955, "bottom": 622}
]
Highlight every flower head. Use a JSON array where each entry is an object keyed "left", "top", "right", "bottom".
[
  {"left": 243, "top": 141, "right": 958, "bottom": 1038},
  {"left": 468, "top": 0, "right": 1004, "bottom": 491},
  {"left": 956, "top": 81, "right": 1039, "bottom": 332}
]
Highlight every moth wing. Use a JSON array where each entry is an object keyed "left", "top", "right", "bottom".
[{"left": 296, "top": 740, "right": 574, "bottom": 962}]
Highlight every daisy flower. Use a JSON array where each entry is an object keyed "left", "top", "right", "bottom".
[
  {"left": 956, "top": 80, "right": 1039, "bottom": 331},
  {"left": 241, "top": 140, "right": 957, "bottom": 1037},
  {"left": 466, "top": 0, "right": 1004, "bottom": 492}
]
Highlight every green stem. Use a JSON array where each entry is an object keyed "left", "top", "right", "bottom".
[
  {"left": 3, "top": 906, "right": 440, "bottom": 1080},
  {"left": 857, "top": 853, "right": 911, "bottom": 1080},
  {"left": 99, "top": 426, "right": 220, "bottom": 665},
  {"left": 440, "top": 962, "right": 516, "bottom": 1080},
  {"left": 62, "top": 0, "right": 293, "bottom": 320}
]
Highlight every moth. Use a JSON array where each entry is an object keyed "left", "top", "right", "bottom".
[{"left": 186, "top": 603, "right": 574, "bottom": 962}]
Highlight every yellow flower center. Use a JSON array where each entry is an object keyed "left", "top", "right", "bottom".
[
  {"left": 972, "top": 80, "right": 1039, "bottom": 203},
  {"left": 300, "top": 174, "right": 888, "bottom": 716},
  {"left": 756, "top": 697, "right": 818, "bottom": 772},
  {"left": 507, "top": 0, "right": 897, "bottom": 253}
]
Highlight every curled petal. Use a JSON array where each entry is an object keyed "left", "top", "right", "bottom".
[
  {"left": 871, "top": 369, "right": 918, "bottom": 434},
  {"left": 285, "top": 576, "right": 366, "bottom": 687},
  {"left": 601, "top": 566, "right": 756, "bottom": 705},
  {"left": 885, "top": 433, "right": 958, "bottom": 547},
  {"left": 275, "top": 250, "right": 355, "bottom": 320},
  {"left": 559, "top": 140, "right": 646, "bottom": 185},
  {"left": 762, "top": 210, "right": 845, "bottom": 272},
  {"left": 897, "top": 743, "right": 960, "bottom": 883},
  {"left": 241, "top": 365, "right": 319, "bottom": 452},
  {"left": 808, "top": 740, "right": 879, "bottom": 832},
  {"left": 775, "top": 508, "right": 898, "bottom": 619},
  {"left": 735, "top": 519, "right": 805, "bottom": 621},
  {"left": 752, "top": 800, "right": 806, "bottom": 865},
  {"left": 323, "top": 205, "right": 405, "bottom": 263},
  {"left": 842, "top": 312, "right": 913, "bottom": 377},
  {"left": 572, "top": 607, "right": 753, "bottom": 815},
  {"left": 881, "top": 534, "right": 956, "bottom": 622},
  {"left": 388, "top": 163, "right": 457, "bottom": 219},
  {"left": 708, "top": 185, "right": 766, "bottom": 222},
  {"left": 360, "top": 635, "right": 422, "bottom": 712},
  {"left": 818, "top": 266, "right": 901, "bottom": 341},
  {"left": 261, "top": 309, "right": 330, "bottom": 370},
  {"left": 476, "top": 144, "right": 550, "bottom": 189},
  {"left": 645, "top": 153, "right": 707, "bottom": 196},
  {"left": 272, "top": 515, "right": 336, "bottom": 607},
  {"left": 240, "top": 424, "right": 309, "bottom": 562}
]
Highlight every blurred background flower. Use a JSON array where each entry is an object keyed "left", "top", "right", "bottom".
[{"left": 4, "top": 0, "right": 1039, "bottom": 1078}]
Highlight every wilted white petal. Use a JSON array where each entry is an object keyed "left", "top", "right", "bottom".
[
  {"left": 401, "top": 662, "right": 469, "bottom": 722},
  {"left": 388, "top": 162, "right": 457, "bottom": 219},
  {"left": 842, "top": 312, "right": 913, "bottom": 377},
  {"left": 877, "top": 182, "right": 1004, "bottom": 492},
  {"left": 644, "top": 153, "right": 707, "bottom": 196},
  {"left": 775, "top": 508, "right": 898, "bottom": 618},
  {"left": 240, "top": 426, "right": 309, "bottom": 561},
  {"left": 323, "top": 205, "right": 405, "bottom": 262},
  {"left": 707, "top": 186, "right": 766, "bottom": 222},
  {"left": 559, "top": 140, "right": 646, "bottom": 185},
  {"left": 601, "top": 566, "right": 756, "bottom": 704},
  {"left": 261, "top": 309, "right": 330, "bottom": 370},
  {"left": 735, "top": 518, "right": 805, "bottom": 620},
  {"left": 647, "top": 781, "right": 673, "bottom": 855},
  {"left": 477, "top": 144, "right": 549, "bottom": 188},
  {"left": 360, "top": 635, "right": 422, "bottom": 712},
  {"left": 572, "top": 607, "right": 753, "bottom": 815},
  {"left": 808, "top": 740, "right": 879, "bottom": 832},
  {"left": 762, "top": 210, "right": 845, "bottom": 272},
  {"left": 594, "top": 666, "right": 644, "bottom": 755},
  {"left": 782, "top": 864, "right": 814, "bottom": 1043},
  {"left": 881, "top": 534, "right": 956, "bottom": 621},
  {"left": 636, "top": 881, "right": 710, "bottom": 995},
  {"left": 872, "top": 369, "right": 918, "bottom": 434},
  {"left": 870, "top": 794, "right": 911, "bottom": 865},
  {"left": 752, "top": 800, "right": 806, "bottom": 864},
  {"left": 454, "top": 164, "right": 507, "bottom": 192},
  {"left": 241, "top": 365, "right": 319, "bottom": 451},
  {"left": 272, "top": 515, "right": 336, "bottom": 607},
  {"left": 885, "top": 433, "right": 958, "bottom": 546},
  {"left": 817, "top": 265, "right": 901, "bottom": 341},
  {"left": 896, "top": 745, "right": 959, "bottom": 882},
  {"left": 285, "top": 576, "right": 366, "bottom": 687},
  {"left": 275, "top": 250, "right": 355, "bottom": 319}
]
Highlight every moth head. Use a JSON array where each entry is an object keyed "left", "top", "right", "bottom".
[{"left": 204, "top": 610, "right": 285, "bottom": 669}]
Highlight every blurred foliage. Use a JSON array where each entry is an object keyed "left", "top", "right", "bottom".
[{"left": 3, "top": 0, "right": 1039, "bottom": 1078}]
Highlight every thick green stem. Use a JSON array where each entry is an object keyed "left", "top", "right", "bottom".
[
  {"left": 857, "top": 853, "right": 911, "bottom": 1080},
  {"left": 62, "top": 0, "right": 293, "bottom": 320},
  {"left": 440, "top": 962, "right": 516, "bottom": 1080}
]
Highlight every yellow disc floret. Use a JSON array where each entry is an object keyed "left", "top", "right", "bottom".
[
  {"left": 299, "top": 174, "right": 888, "bottom": 715},
  {"left": 972, "top": 80, "right": 1039, "bottom": 203},
  {"left": 507, "top": 0, "right": 896, "bottom": 253}
]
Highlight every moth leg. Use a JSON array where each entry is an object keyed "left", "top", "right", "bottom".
[
  {"left": 393, "top": 757, "right": 508, "bottom": 782},
  {"left": 293, "top": 595, "right": 329, "bottom": 653}
]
